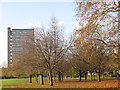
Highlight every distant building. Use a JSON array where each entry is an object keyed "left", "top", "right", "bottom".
[{"left": 8, "top": 27, "right": 34, "bottom": 65}]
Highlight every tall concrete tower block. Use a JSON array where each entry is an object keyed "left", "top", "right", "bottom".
[{"left": 8, "top": 27, "right": 34, "bottom": 65}]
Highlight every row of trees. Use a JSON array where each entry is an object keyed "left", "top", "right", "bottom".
[
  {"left": 71, "top": 0, "right": 119, "bottom": 82},
  {"left": 1, "top": 1, "right": 119, "bottom": 86},
  {"left": 2, "top": 17, "right": 73, "bottom": 86}
]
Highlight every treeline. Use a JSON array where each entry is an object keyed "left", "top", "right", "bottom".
[
  {"left": 2, "top": 17, "right": 73, "bottom": 86},
  {"left": 2, "top": 1, "right": 120, "bottom": 86},
  {"left": 2, "top": 17, "right": 119, "bottom": 86}
]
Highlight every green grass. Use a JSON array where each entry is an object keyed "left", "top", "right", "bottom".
[
  {"left": 1, "top": 77, "right": 48, "bottom": 85},
  {"left": 0, "top": 76, "right": 118, "bottom": 88},
  {"left": 1, "top": 78, "right": 29, "bottom": 85},
  {"left": 0, "top": 75, "right": 98, "bottom": 85},
  {"left": 0, "top": 75, "right": 113, "bottom": 88},
  {"left": 1, "top": 76, "right": 84, "bottom": 86}
]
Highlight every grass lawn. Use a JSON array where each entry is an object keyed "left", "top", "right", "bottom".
[{"left": 0, "top": 76, "right": 119, "bottom": 88}]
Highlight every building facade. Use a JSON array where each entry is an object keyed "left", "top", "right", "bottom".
[{"left": 8, "top": 27, "right": 34, "bottom": 65}]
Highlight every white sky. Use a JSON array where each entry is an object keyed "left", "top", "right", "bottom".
[
  {"left": 0, "top": 0, "right": 113, "bottom": 66},
  {"left": 0, "top": 1, "right": 77, "bottom": 66}
]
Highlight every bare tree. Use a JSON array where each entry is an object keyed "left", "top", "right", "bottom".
[
  {"left": 35, "top": 17, "right": 72, "bottom": 86},
  {"left": 69, "top": 45, "right": 88, "bottom": 81}
]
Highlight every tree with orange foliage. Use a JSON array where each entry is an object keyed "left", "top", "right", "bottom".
[{"left": 74, "top": 0, "right": 119, "bottom": 82}]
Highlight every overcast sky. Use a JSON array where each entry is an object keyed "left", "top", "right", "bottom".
[{"left": 0, "top": 1, "right": 78, "bottom": 66}]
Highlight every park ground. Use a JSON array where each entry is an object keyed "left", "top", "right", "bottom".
[{"left": 0, "top": 77, "right": 119, "bottom": 89}]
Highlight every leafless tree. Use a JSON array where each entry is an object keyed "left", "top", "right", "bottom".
[{"left": 35, "top": 17, "right": 73, "bottom": 86}]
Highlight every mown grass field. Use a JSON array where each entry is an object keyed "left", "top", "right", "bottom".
[{"left": 0, "top": 76, "right": 119, "bottom": 88}]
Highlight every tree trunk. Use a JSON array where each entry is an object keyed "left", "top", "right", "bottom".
[
  {"left": 58, "top": 72, "right": 61, "bottom": 82},
  {"left": 79, "top": 72, "right": 82, "bottom": 82},
  {"left": 35, "top": 74, "right": 39, "bottom": 83},
  {"left": 117, "top": 74, "right": 119, "bottom": 80},
  {"left": 61, "top": 74, "right": 63, "bottom": 81},
  {"left": 102, "top": 74, "right": 104, "bottom": 79},
  {"left": 30, "top": 75, "right": 32, "bottom": 83},
  {"left": 97, "top": 73, "right": 101, "bottom": 82},
  {"left": 40, "top": 74, "right": 44, "bottom": 85},
  {"left": 53, "top": 74, "right": 55, "bottom": 82},
  {"left": 47, "top": 72, "right": 50, "bottom": 83},
  {"left": 93, "top": 72, "right": 95, "bottom": 80},
  {"left": 84, "top": 73, "right": 87, "bottom": 80},
  {"left": 49, "top": 71, "right": 53, "bottom": 86},
  {"left": 90, "top": 72, "right": 93, "bottom": 81}
]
